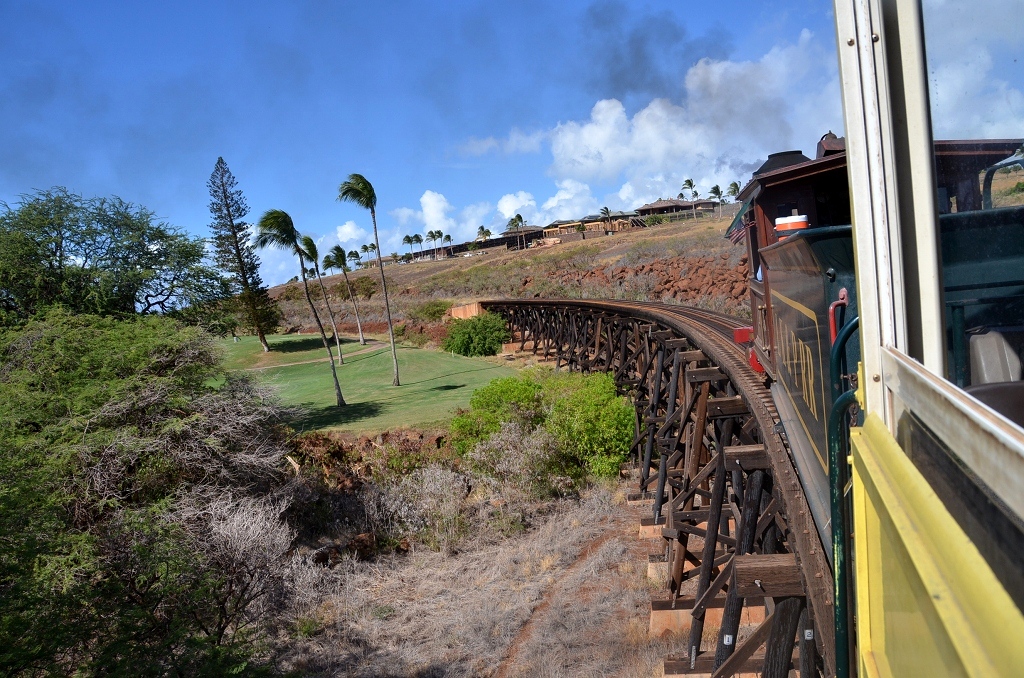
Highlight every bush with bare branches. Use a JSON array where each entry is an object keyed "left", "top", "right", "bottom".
[{"left": 0, "top": 309, "right": 296, "bottom": 675}]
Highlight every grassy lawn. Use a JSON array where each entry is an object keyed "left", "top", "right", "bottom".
[
  {"left": 220, "top": 334, "right": 370, "bottom": 371},
  {"left": 220, "top": 334, "right": 514, "bottom": 432}
]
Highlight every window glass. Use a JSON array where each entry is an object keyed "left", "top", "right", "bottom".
[{"left": 921, "top": 1, "right": 1024, "bottom": 394}]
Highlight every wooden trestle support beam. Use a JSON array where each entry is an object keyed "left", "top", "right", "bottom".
[{"left": 484, "top": 300, "right": 834, "bottom": 678}]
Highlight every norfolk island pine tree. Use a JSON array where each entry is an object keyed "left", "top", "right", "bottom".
[
  {"left": 338, "top": 173, "right": 400, "bottom": 386},
  {"left": 299, "top": 235, "right": 344, "bottom": 364},
  {"left": 325, "top": 244, "right": 366, "bottom": 344},
  {"left": 256, "top": 209, "right": 346, "bottom": 406},
  {"left": 207, "top": 157, "right": 277, "bottom": 352}
]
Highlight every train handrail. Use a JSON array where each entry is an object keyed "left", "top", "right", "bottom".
[
  {"left": 828, "top": 314, "right": 859, "bottom": 678},
  {"left": 828, "top": 388, "right": 858, "bottom": 678},
  {"left": 830, "top": 316, "right": 860, "bottom": 406}
]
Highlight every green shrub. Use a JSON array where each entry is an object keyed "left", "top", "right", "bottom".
[
  {"left": 450, "top": 376, "right": 544, "bottom": 455},
  {"left": 407, "top": 299, "right": 453, "bottom": 322},
  {"left": 332, "top": 276, "right": 379, "bottom": 300},
  {"left": 441, "top": 311, "right": 510, "bottom": 357},
  {"left": 0, "top": 309, "right": 290, "bottom": 674},
  {"left": 450, "top": 370, "right": 633, "bottom": 479},
  {"left": 350, "top": 276, "right": 379, "bottom": 299},
  {"left": 543, "top": 372, "right": 634, "bottom": 477}
]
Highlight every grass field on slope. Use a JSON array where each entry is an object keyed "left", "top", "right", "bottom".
[{"left": 219, "top": 334, "right": 514, "bottom": 432}]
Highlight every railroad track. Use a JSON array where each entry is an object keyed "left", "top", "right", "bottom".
[{"left": 483, "top": 299, "right": 834, "bottom": 678}]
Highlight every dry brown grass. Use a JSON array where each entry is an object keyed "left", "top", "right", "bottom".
[
  {"left": 268, "top": 216, "right": 745, "bottom": 336},
  {"left": 273, "top": 485, "right": 680, "bottom": 677}
]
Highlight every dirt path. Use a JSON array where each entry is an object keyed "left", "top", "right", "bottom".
[
  {"left": 245, "top": 341, "right": 385, "bottom": 370},
  {"left": 493, "top": 505, "right": 651, "bottom": 678}
]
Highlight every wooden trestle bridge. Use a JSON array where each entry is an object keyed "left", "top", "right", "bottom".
[{"left": 483, "top": 299, "right": 835, "bottom": 678}]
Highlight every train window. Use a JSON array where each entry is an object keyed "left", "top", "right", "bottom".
[{"left": 921, "top": 1, "right": 1024, "bottom": 402}]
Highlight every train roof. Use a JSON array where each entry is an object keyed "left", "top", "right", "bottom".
[{"left": 737, "top": 138, "right": 1023, "bottom": 202}]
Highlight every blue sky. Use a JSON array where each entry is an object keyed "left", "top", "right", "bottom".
[{"left": 2, "top": 1, "right": 1019, "bottom": 284}]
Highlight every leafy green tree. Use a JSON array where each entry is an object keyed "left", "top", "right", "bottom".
[
  {"left": 325, "top": 244, "right": 365, "bottom": 344},
  {"left": 442, "top": 311, "right": 511, "bottom": 357},
  {"left": 207, "top": 157, "right": 278, "bottom": 352},
  {"left": 338, "top": 173, "right": 401, "bottom": 386},
  {"left": 0, "top": 188, "right": 221, "bottom": 323},
  {"left": 299, "top": 235, "right": 344, "bottom": 363},
  {"left": 255, "top": 209, "right": 346, "bottom": 406}
]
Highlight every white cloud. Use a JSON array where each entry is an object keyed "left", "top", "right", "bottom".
[
  {"left": 540, "top": 179, "right": 598, "bottom": 221},
  {"left": 546, "top": 30, "right": 842, "bottom": 208},
  {"left": 496, "top": 190, "right": 536, "bottom": 219},
  {"left": 922, "top": 0, "right": 1024, "bottom": 138},
  {"left": 452, "top": 30, "right": 835, "bottom": 210},
  {"left": 458, "top": 201, "right": 493, "bottom": 232},
  {"left": 389, "top": 206, "right": 418, "bottom": 226},
  {"left": 335, "top": 220, "right": 367, "bottom": 243},
  {"left": 506, "top": 128, "right": 545, "bottom": 153},
  {"left": 460, "top": 137, "right": 500, "bottom": 155},
  {"left": 419, "top": 190, "right": 456, "bottom": 232},
  {"left": 461, "top": 127, "right": 546, "bottom": 156}
]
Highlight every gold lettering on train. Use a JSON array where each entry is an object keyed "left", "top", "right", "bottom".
[{"left": 773, "top": 312, "right": 819, "bottom": 422}]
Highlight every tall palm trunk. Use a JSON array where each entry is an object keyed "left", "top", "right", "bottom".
[
  {"left": 341, "top": 269, "right": 365, "bottom": 344},
  {"left": 313, "top": 268, "right": 344, "bottom": 364},
  {"left": 369, "top": 208, "right": 400, "bottom": 386},
  {"left": 299, "top": 258, "right": 345, "bottom": 406}
]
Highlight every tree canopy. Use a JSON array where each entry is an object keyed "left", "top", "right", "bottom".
[
  {"left": 0, "top": 188, "right": 223, "bottom": 324},
  {"left": 207, "top": 157, "right": 279, "bottom": 348}
]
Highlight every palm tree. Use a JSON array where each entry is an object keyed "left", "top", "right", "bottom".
[
  {"left": 507, "top": 213, "right": 525, "bottom": 250},
  {"left": 325, "top": 245, "right": 366, "bottom": 345},
  {"left": 255, "top": 209, "right": 345, "bottom": 407},
  {"left": 727, "top": 181, "right": 741, "bottom": 201},
  {"left": 477, "top": 225, "right": 488, "bottom": 241},
  {"left": 360, "top": 243, "right": 370, "bottom": 266},
  {"left": 299, "top": 235, "right": 344, "bottom": 364},
  {"left": 338, "top": 173, "right": 401, "bottom": 387},
  {"left": 691, "top": 188, "right": 700, "bottom": 220},
  {"left": 390, "top": 252, "right": 400, "bottom": 264},
  {"left": 680, "top": 179, "right": 696, "bottom": 221},
  {"left": 347, "top": 250, "right": 361, "bottom": 269},
  {"left": 709, "top": 185, "right": 724, "bottom": 219},
  {"left": 434, "top": 231, "right": 444, "bottom": 259},
  {"left": 425, "top": 230, "right": 436, "bottom": 258},
  {"left": 442, "top": 234, "right": 452, "bottom": 257},
  {"left": 600, "top": 206, "right": 612, "bottom": 232},
  {"left": 402, "top": 234, "right": 414, "bottom": 257},
  {"left": 412, "top": 233, "right": 423, "bottom": 256}
]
